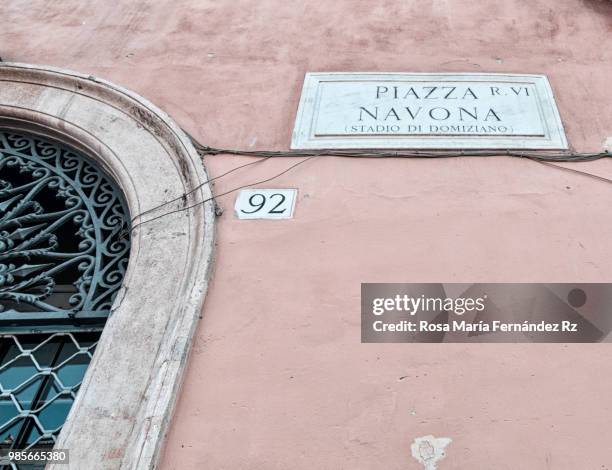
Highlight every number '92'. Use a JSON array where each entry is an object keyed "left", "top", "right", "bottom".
[
  {"left": 234, "top": 189, "right": 296, "bottom": 219},
  {"left": 241, "top": 193, "right": 286, "bottom": 214}
]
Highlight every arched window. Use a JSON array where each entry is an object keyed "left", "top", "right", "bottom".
[
  {"left": 0, "top": 130, "right": 130, "bottom": 464},
  {"left": 0, "top": 63, "right": 214, "bottom": 469}
]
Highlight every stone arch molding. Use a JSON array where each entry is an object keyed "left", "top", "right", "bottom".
[{"left": 0, "top": 63, "right": 215, "bottom": 469}]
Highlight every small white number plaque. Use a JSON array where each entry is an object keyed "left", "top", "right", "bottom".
[{"left": 234, "top": 189, "right": 297, "bottom": 219}]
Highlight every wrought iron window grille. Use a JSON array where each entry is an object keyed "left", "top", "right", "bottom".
[{"left": 0, "top": 130, "right": 130, "bottom": 467}]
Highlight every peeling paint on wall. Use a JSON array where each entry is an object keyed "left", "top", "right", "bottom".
[{"left": 410, "top": 435, "right": 452, "bottom": 470}]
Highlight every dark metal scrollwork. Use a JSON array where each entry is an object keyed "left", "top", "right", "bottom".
[{"left": 0, "top": 130, "right": 130, "bottom": 329}]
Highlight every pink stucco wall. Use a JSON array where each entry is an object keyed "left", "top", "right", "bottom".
[{"left": 4, "top": 0, "right": 612, "bottom": 468}]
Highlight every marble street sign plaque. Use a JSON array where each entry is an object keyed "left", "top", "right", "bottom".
[{"left": 291, "top": 73, "right": 567, "bottom": 150}]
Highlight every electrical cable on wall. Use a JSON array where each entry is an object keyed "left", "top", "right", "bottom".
[{"left": 120, "top": 130, "right": 612, "bottom": 239}]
